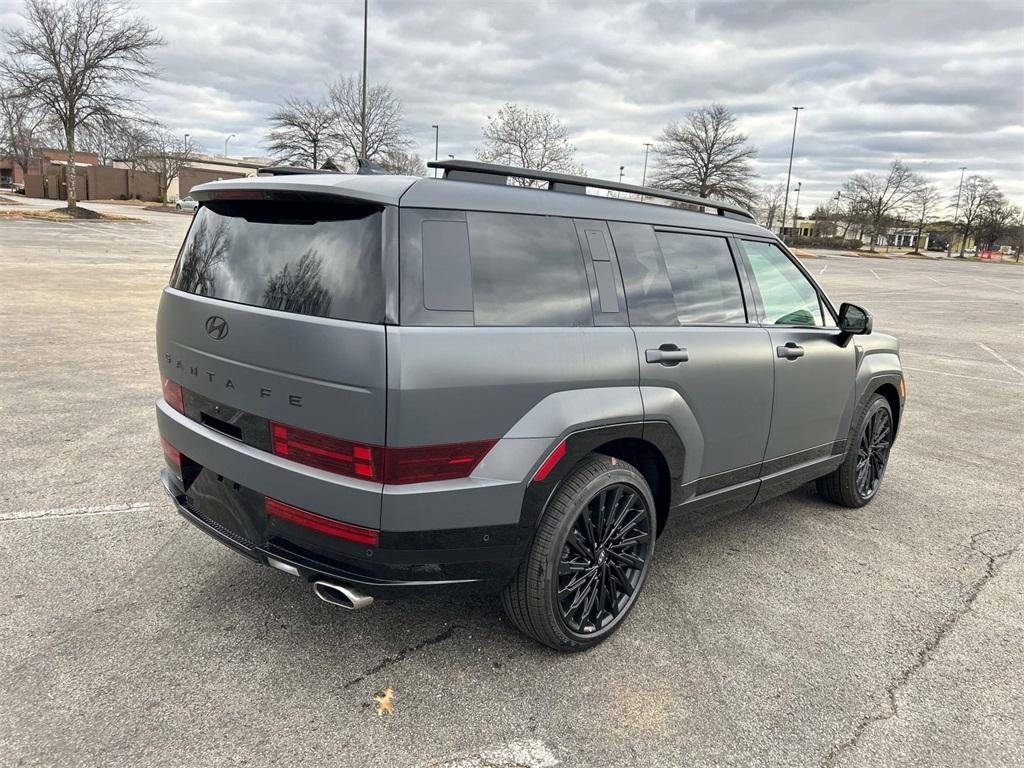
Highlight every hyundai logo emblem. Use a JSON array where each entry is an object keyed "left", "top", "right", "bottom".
[{"left": 205, "top": 315, "right": 229, "bottom": 340}]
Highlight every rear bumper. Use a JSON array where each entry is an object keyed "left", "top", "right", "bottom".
[{"left": 160, "top": 469, "right": 523, "bottom": 595}]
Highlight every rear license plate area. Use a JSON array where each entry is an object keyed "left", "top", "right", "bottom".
[{"left": 186, "top": 469, "right": 266, "bottom": 548}]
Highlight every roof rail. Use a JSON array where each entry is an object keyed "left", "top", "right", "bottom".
[
  {"left": 427, "top": 159, "right": 755, "bottom": 222},
  {"left": 257, "top": 165, "right": 340, "bottom": 176}
]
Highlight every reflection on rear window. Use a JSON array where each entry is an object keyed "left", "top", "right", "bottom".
[{"left": 170, "top": 200, "right": 384, "bottom": 323}]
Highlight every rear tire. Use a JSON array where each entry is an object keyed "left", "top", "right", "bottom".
[
  {"left": 817, "top": 393, "right": 894, "bottom": 508},
  {"left": 502, "top": 454, "right": 657, "bottom": 651}
]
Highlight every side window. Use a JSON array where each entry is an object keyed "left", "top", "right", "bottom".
[
  {"left": 655, "top": 232, "right": 747, "bottom": 324},
  {"left": 609, "top": 222, "right": 678, "bottom": 326},
  {"left": 742, "top": 240, "right": 824, "bottom": 326},
  {"left": 467, "top": 212, "right": 592, "bottom": 327}
]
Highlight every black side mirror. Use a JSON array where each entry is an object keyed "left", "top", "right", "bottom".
[{"left": 838, "top": 303, "right": 873, "bottom": 335}]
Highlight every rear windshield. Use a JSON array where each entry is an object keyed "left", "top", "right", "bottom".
[{"left": 170, "top": 199, "right": 384, "bottom": 323}]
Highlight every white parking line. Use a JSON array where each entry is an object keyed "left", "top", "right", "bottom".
[
  {"left": 971, "top": 276, "right": 1022, "bottom": 295},
  {"left": 870, "top": 269, "right": 881, "bottom": 280},
  {"left": 426, "top": 740, "right": 560, "bottom": 768},
  {"left": 819, "top": 264, "right": 828, "bottom": 275},
  {"left": 902, "top": 366, "right": 1023, "bottom": 386},
  {"left": 927, "top": 276, "right": 943, "bottom": 284},
  {"left": 976, "top": 342, "right": 1024, "bottom": 378},
  {"left": 0, "top": 502, "right": 153, "bottom": 523}
]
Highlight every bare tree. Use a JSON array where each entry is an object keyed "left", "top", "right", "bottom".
[
  {"left": 380, "top": 150, "right": 426, "bottom": 176},
  {"left": 652, "top": 103, "right": 758, "bottom": 207},
  {"left": 79, "top": 115, "right": 154, "bottom": 168},
  {"left": 475, "top": 103, "right": 583, "bottom": 186},
  {"left": 840, "top": 160, "right": 920, "bottom": 251},
  {"left": 328, "top": 75, "right": 409, "bottom": 165},
  {"left": 1, "top": 0, "right": 161, "bottom": 210},
  {"left": 139, "top": 128, "right": 195, "bottom": 202},
  {"left": 755, "top": 181, "right": 786, "bottom": 230},
  {"left": 908, "top": 182, "right": 942, "bottom": 254},
  {"left": 0, "top": 84, "right": 47, "bottom": 178},
  {"left": 952, "top": 175, "right": 999, "bottom": 257},
  {"left": 975, "top": 187, "right": 1013, "bottom": 251},
  {"left": 266, "top": 97, "right": 337, "bottom": 169}
]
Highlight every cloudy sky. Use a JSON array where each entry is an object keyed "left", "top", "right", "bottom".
[{"left": 3, "top": 0, "right": 1022, "bottom": 211}]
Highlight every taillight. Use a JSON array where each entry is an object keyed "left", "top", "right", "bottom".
[
  {"left": 161, "top": 436, "right": 182, "bottom": 478},
  {"left": 270, "top": 422, "right": 382, "bottom": 480},
  {"left": 269, "top": 421, "right": 494, "bottom": 485},
  {"left": 383, "top": 441, "right": 496, "bottom": 484},
  {"left": 161, "top": 376, "right": 184, "bottom": 413},
  {"left": 265, "top": 496, "right": 379, "bottom": 547}
]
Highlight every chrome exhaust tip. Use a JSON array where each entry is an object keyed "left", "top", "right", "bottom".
[{"left": 312, "top": 580, "right": 374, "bottom": 610}]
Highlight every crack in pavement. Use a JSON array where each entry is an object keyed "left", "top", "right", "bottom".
[
  {"left": 823, "top": 528, "right": 1022, "bottom": 767},
  {"left": 342, "top": 624, "right": 462, "bottom": 690}
]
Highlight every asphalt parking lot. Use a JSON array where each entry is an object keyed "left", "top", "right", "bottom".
[{"left": 1, "top": 202, "right": 1022, "bottom": 767}]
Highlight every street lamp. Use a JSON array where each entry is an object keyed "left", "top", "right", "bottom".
[
  {"left": 431, "top": 124, "right": 439, "bottom": 178},
  {"left": 792, "top": 181, "right": 802, "bottom": 236},
  {"left": 224, "top": 133, "right": 236, "bottom": 157},
  {"left": 447, "top": 154, "right": 455, "bottom": 159},
  {"left": 949, "top": 166, "right": 967, "bottom": 257},
  {"left": 641, "top": 143, "right": 653, "bottom": 187},
  {"left": 360, "top": 0, "right": 368, "bottom": 160},
  {"left": 780, "top": 106, "right": 804, "bottom": 240}
]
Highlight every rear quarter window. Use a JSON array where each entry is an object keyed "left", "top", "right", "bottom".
[
  {"left": 468, "top": 212, "right": 592, "bottom": 327},
  {"left": 170, "top": 199, "right": 385, "bottom": 323}
]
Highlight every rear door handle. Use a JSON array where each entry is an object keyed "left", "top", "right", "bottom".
[
  {"left": 777, "top": 342, "right": 805, "bottom": 360},
  {"left": 646, "top": 346, "right": 689, "bottom": 365}
]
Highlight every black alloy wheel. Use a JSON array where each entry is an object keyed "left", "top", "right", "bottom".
[
  {"left": 502, "top": 454, "right": 657, "bottom": 651},
  {"left": 855, "top": 406, "right": 892, "bottom": 500},
  {"left": 817, "top": 393, "right": 895, "bottom": 508},
  {"left": 556, "top": 483, "right": 652, "bottom": 635}
]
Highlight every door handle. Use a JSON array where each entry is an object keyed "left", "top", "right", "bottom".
[
  {"left": 777, "top": 342, "right": 805, "bottom": 360},
  {"left": 646, "top": 346, "right": 689, "bottom": 365}
]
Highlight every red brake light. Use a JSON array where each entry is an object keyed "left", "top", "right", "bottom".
[
  {"left": 270, "top": 422, "right": 382, "bottom": 481},
  {"left": 161, "top": 376, "right": 184, "bottom": 413},
  {"left": 532, "top": 440, "right": 567, "bottom": 482},
  {"left": 265, "top": 497, "right": 379, "bottom": 547},
  {"left": 383, "top": 440, "right": 496, "bottom": 484},
  {"left": 161, "top": 437, "right": 182, "bottom": 477},
  {"left": 212, "top": 189, "right": 264, "bottom": 200},
  {"left": 268, "top": 421, "right": 494, "bottom": 485}
]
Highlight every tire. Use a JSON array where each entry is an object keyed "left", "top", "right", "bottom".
[
  {"left": 502, "top": 453, "right": 657, "bottom": 651},
  {"left": 817, "top": 393, "right": 894, "bottom": 508}
]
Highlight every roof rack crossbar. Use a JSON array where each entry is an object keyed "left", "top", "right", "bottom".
[{"left": 427, "top": 159, "right": 754, "bottom": 221}]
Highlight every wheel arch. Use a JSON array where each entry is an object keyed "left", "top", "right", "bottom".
[{"left": 519, "top": 421, "right": 685, "bottom": 539}]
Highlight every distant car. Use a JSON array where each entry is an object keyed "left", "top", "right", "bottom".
[{"left": 175, "top": 196, "right": 198, "bottom": 212}]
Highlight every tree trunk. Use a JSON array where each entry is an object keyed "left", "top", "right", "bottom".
[
  {"left": 65, "top": 124, "right": 77, "bottom": 210},
  {"left": 913, "top": 217, "right": 924, "bottom": 254}
]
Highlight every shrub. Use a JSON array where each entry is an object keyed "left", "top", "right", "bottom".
[{"left": 785, "top": 236, "right": 862, "bottom": 250}]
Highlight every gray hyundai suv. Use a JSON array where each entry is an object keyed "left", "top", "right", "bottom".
[{"left": 156, "top": 160, "right": 904, "bottom": 651}]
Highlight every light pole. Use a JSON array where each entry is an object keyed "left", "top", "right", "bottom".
[
  {"left": 792, "top": 181, "right": 802, "bottom": 236},
  {"left": 431, "top": 124, "right": 439, "bottom": 178},
  {"left": 949, "top": 166, "right": 967, "bottom": 257},
  {"left": 184, "top": 132, "right": 190, "bottom": 150},
  {"left": 832, "top": 190, "right": 841, "bottom": 238},
  {"left": 641, "top": 143, "right": 653, "bottom": 187},
  {"left": 780, "top": 106, "right": 804, "bottom": 240},
  {"left": 224, "top": 133, "right": 235, "bottom": 157},
  {"left": 360, "top": 0, "right": 368, "bottom": 160}
]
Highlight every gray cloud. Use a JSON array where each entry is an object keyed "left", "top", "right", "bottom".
[{"left": 2, "top": 0, "right": 1021, "bottom": 211}]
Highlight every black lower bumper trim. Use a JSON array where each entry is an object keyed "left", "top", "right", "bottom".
[{"left": 160, "top": 470, "right": 502, "bottom": 594}]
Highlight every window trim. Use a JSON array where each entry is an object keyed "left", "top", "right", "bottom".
[{"left": 734, "top": 236, "right": 840, "bottom": 328}]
